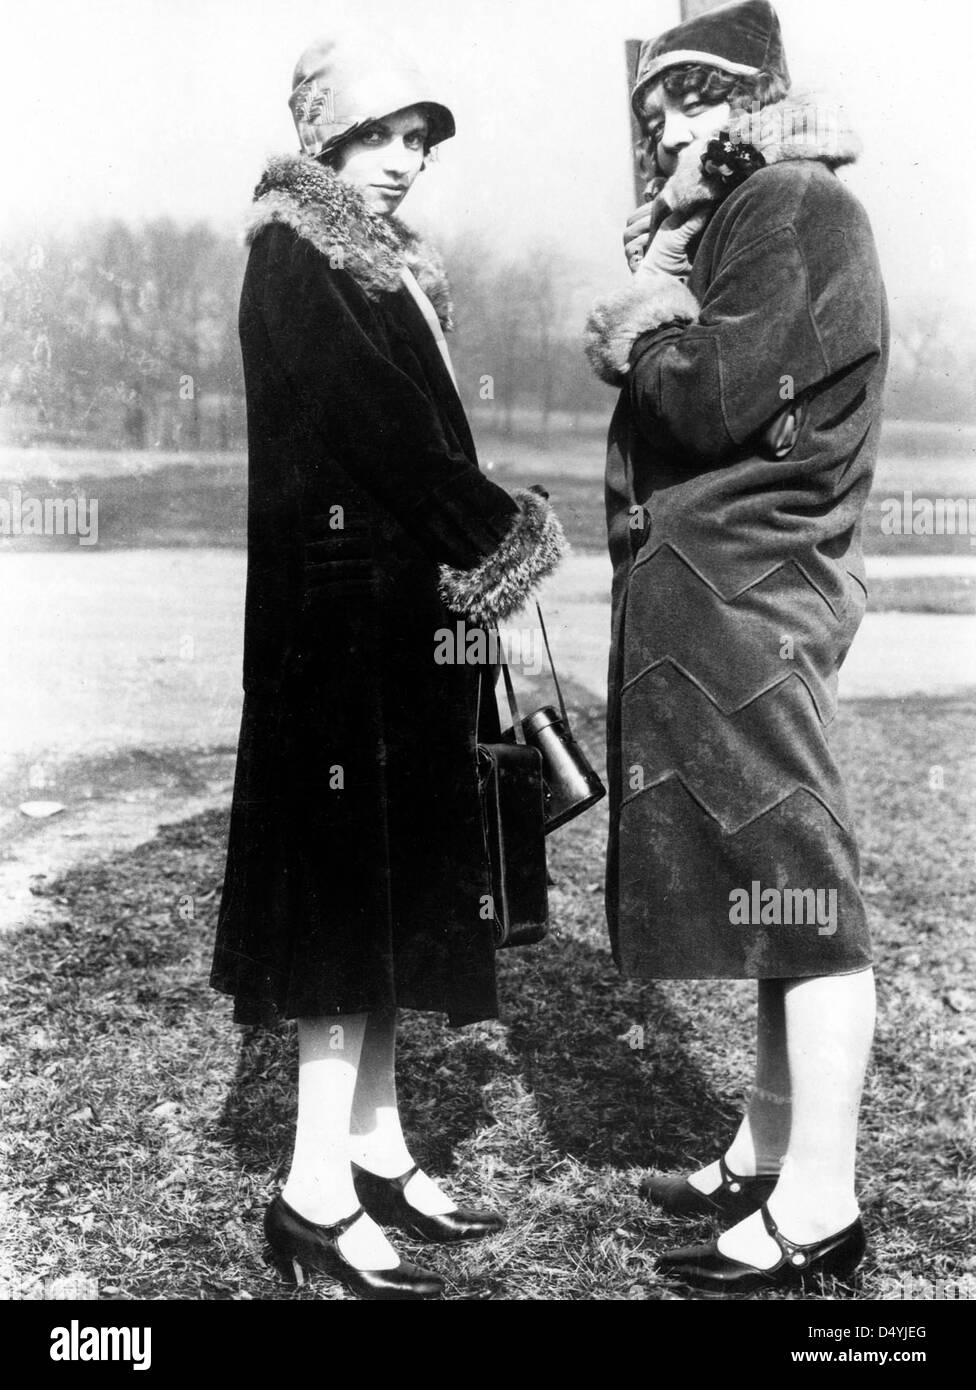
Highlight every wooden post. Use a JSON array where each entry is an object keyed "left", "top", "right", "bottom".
[{"left": 624, "top": 38, "right": 646, "bottom": 206}]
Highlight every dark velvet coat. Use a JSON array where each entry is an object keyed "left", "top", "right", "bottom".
[
  {"left": 211, "top": 156, "right": 564, "bottom": 1026},
  {"left": 585, "top": 96, "right": 889, "bottom": 980}
]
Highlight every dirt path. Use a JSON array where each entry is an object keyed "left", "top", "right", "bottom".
[{"left": 0, "top": 749, "right": 235, "bottom": 932}]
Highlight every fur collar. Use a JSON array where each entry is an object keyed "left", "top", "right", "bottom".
[
  {"left": 661, "top": 90, "right": 861, "bottom": 214},
  {"left": 246, "top": 153, "right": 454, "bottom": 329}
]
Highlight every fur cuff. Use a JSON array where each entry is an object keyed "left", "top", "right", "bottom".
[
  {"left": 584, "top": 275, "right": 701, "bottom": 386},
  {"left": 438, "top": 489, "right": 568, "bottom": 626}
]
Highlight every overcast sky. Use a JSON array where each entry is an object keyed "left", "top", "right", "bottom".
[{"left": 3, "top": 0, "right": 973, "bottom": 312}]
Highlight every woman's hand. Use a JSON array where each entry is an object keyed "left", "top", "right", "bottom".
[
  {"left": 623, "top": 181, "right": 671, "bottom": 271},
  {"left": 638, "top": 207, "right": 710, "bottom": 280},
  {"left": 624, "top": 201, "right": 658, "bottom": 271},
  {"left": 624, "top": 166, "right": 709, "bottom": 277}
]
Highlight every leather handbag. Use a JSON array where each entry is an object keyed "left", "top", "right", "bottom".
[
  {"left": 503, "top": 604, "right": 606, "bottom": 834},
  {"left": 477, "top": 659, "right": 549, "bottom": 948}
]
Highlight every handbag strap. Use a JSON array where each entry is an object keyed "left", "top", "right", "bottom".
[
  {"left": 499, "top": 649, "right": 526, "bottom": 744},
  {"left": 535, "top": 602, "right": 570, "bottom": 728},
  {"left": 477, "top": 638, "right": 526, "bottom": 746},
  {"left": 475, "top": 612, "right": 567, "bottom": 742}
]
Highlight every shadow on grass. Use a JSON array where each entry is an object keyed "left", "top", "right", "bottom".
[{"left": 500, "top": 938, "right": 740, "bottom": 1173}]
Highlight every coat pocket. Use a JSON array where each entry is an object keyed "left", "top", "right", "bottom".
[
  {"left": 305, "top": 505, "right": 375, "bottom": 556},
  {"left": 302, "top": 556, "right": 378, "bottom": 596}
]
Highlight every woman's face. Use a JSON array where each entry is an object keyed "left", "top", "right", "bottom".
[
  {"left": 641, "top": 82, "right": 732, "bottom": 178},
  {"left": 331, "top": 106, "right": 429, "bottom": 215}
]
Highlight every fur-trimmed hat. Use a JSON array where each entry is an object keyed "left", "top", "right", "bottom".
[
  {"left": 289, "top": 32, "right": 455, "bottom": 161},
  {"left": 632, "top": 0, "right": 790, "bottom": 114}
]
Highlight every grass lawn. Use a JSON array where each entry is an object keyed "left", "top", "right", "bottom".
[{"left": 1, "top": 690, "right": 973, "bottom": 1301}]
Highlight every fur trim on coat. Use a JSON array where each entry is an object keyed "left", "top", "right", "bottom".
[
  {"left": 661, "top": 91, "right": 861, "bottom": 217},
  {"left": 584, "top": 276, "right": 700, "bottom": 385},
  {"left": 585, "top": 90, "right": 860, "bottom": 384},
  {"left": 246, "top": 153, "right": 454, "bottom": 328},
  {"left": 438, "top": 488, "right": 568, "bottom": 626}
]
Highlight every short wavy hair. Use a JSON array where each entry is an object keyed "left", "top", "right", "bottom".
[{"left": 637, "top": 62, "right": 790, "bottom": 178}]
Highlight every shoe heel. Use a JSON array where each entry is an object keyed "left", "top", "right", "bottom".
[
  {"left": 820, "top": 1253, "right": 865, "bottom": 1290},
  {"left": 802, "top": 1236, "right": 867, "bottom": 1294},
  {"left": 266, "top": 1242, "right": 307, "bottom": 1287}
]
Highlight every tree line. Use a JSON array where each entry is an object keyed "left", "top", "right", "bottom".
[{"left": 0, "top": 219, "right": 970, "bottom": 452}]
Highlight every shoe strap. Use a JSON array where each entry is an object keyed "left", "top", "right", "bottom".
[
  {"left": 322, "top": 1206, "right": 369, "bottom": 1239},
  {"left": 759, "top": 1203, "right": 813, "bottom": 1269},
  {"left": 760, "top": 1203, "right": 862, "bottom": 1269},
  {"left": 387, "top": 1164, "right": 421, "bottom": 1194},
  {"left": 279, "top": 1196, "right": 366, "bottom": 1241},
  {"left": 353, "top": 1161, "right": 422, "bottom": 1192},
  {"left": 717, "top": 1154, "right": 750, "bottom": 1196}
]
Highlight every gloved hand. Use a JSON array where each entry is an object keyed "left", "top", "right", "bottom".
[
  {"left": 623, "top": 179, "right": 670, "bottom": 270},
  {"left": 632, "top": 205, "right": 710, "bottom": 280}
]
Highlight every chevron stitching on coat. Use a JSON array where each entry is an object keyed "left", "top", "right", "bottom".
[
  {"left": 619, "top": 773, "right": 851, "bottom": 838},
  {"left": 619, "top": 656, "right": 834, "bottom": 726},
  {"left": 631, "top": 542, "right": 841, "bottom": 617}
]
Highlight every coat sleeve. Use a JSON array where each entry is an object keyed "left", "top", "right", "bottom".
[
  {"left": 626, "top": 224, "right": 829, "bottom": 461},
  {"left": 584, "top": 172, "right": 882, "bottom": 465},
  {"left": 251, "top": 222, "right": 564, "bottom": 607}
]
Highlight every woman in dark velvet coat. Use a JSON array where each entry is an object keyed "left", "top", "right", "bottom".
[
  {"left": 585, "top": 1, "right": 887, "bottom": 1295},
  {"left": 210, "top": 34, "right": 564, "bottom": 1299}
]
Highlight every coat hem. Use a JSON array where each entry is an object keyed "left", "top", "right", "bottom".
[
  {"left": 613, "top": 958, "right": 873, "bottom": 982},
  {"left": 209, "top": 978, "right": 499, "bottom": 1030}
]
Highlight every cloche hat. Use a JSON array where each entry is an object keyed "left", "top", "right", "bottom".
[
  {"left": 632, "top": 0, "right": 790, "bottom": 115},
  {"left": 289, "top": 32, "right": 455, "bottom": 160}
]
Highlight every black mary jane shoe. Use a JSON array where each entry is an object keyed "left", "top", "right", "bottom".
[
  {"left": 639, "top": 1154, "right": 777, "bottom": 1219},
  {"left": 656, "top": 1202, "right": 867, "bottom": 1298},
  {"left": 264, "top": 1194, "right": 445, "bottom": 1300},
  {"left": 353, "top": 1163, "right": 506, "bottom": 1245}
]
